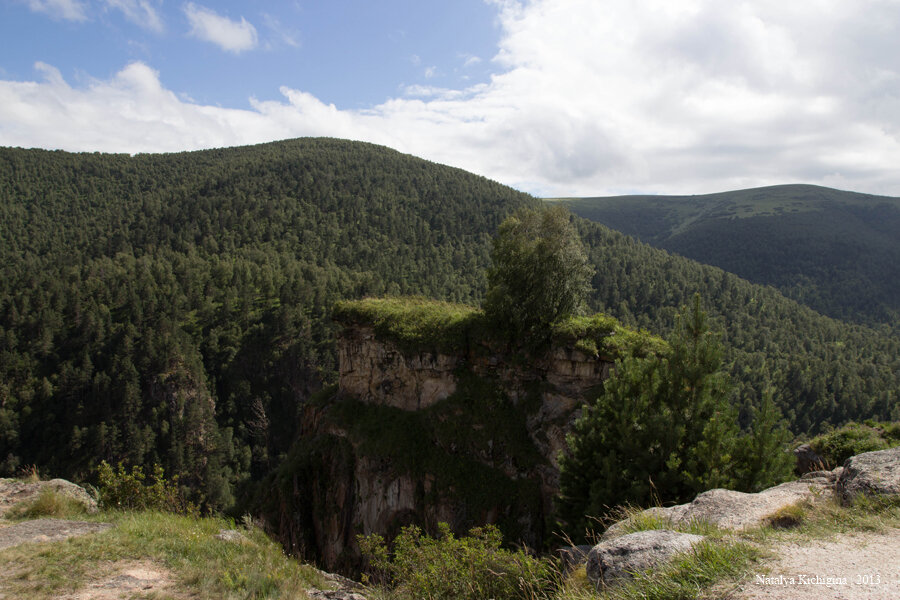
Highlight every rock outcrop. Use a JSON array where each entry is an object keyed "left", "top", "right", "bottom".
[
  {"left": 586, "top": 530, "right": 705, "bottom": 589},
  {"left": 836, "top": 446, "right": 900, "bottom": 502},
  {"left": 583, "top": 447, "right": 900, "bottom": 591},
  {"left": 0, "top": 518, "right": 112, "bottom": 551},
  {"left": 337, "top": 324, "right": 612, "bottom": 471},
  {"left": 263, "top": 321, "right": 616, "bottom": 574},
  {"left": 605, "top": 471, "right": 836, "bottom": 538},
  {"left": 0, "top": 478, "right": 98, "bottom": 517}
]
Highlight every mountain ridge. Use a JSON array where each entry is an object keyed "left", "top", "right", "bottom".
[
  {"left": 0, "top": 139, "right": 898, "bottom": 513},
  {"left": 555, "top": 184, "right": 900, "bottom": 327}
]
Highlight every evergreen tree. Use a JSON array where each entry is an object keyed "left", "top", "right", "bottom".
[
  {"left": 557, "top": 296, "right": 791, "bottom": 538},
  {"left": 734, "top": 388, "right": 795, "bottom": 491}
]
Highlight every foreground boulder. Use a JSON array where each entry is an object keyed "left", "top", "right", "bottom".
[
  {"left": 586, "top": 530, "right": 705, "bottom": 589},
  {"left": 836, "top": 446, "right": 900, "bottom": 503},
  {"left": 0, "top": 478, "right": 98, "bottom": 517},
  {"left": 605, "top": 472, "right": 835, "bottom": 539}
]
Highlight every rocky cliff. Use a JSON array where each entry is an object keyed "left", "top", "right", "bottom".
[{"left": 256, "top": 298, "right": 659, "bottom": 574}]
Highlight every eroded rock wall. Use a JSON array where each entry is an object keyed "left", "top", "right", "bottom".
[{"left": 268, "top": 324, "right": 614, "bottom": 574}]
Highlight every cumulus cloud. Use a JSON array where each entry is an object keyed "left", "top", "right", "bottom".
[
  {"left": 3, "top": 0, "right": 900, "bottom": 196},
  {"left": 184, "top": 2, "right": 257, "bottom": 53},
  {"left": 103, "top": 0, "right": 163, "bottom": 32},
  {"left": 25, "top": 0, "right": 87, "bottom": 21}
]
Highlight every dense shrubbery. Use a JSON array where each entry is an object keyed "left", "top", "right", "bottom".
[
  {"left": 359, "top": 523, "right": 557, "bottom": 600},
  {"left": 807, "top": 421, "right": 900, "bottom": 468},
  {"left": 97, "top": 461, "right": 196, "bottom": 514}
]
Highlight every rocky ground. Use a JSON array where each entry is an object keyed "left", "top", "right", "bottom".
[
  {"left": 2, "top": 446, "right": 899, "bottom": 599},
  {"left": 583, "top": 447, "right": 900, "bottom": 597}
]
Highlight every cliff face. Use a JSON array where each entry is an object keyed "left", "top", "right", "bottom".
[
  {"left": 264, "top": 321, "right": 614, "bottom": 574},
  {"left": 337, "top": 324, "right": 612, "bottom": 473}
]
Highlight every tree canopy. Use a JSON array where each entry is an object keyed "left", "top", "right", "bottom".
[
  {"left": 484, "top": 205, "right": 594, "bottom": 340},
  {"left": 557, "top": 296, "right": 794, "bottom": 538},
  {"left": 0, "top": 139, "right": 897, "bottom": 511}
]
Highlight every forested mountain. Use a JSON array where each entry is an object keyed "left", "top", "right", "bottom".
[
  {"left": 1, "top": 140, "right": 898, "bottom": 510},
  {"left": 556, "top": 185, "right": 900, "bottom": 327}
]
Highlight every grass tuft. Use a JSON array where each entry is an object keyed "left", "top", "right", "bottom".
[
  {"left": 602, "top": 505, "right": 725, "bottom": 540},
  {"left": 7, "top": 488, "right": 89, "bottom": 520}
]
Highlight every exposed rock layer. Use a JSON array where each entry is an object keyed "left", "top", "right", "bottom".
[{"left": 267, "top": 324, "right": 614, "bottom": 574}]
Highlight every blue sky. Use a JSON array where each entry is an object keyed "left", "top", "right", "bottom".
[
  {"left": 0, "top": 1, "right": 500, "bottom": 109},
  {"left": 2, "top": 0, "right": 900, "bottom": 197}
]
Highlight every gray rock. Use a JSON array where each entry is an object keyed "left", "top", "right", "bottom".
[
  {"left": 836, "top": 446, "right": 900, "bottom": 503},
  {"left": 214, "top": 529, "right": 247, "bottom": 543},
  {"left": 306, "top": 591, "right": 368, "bottom": 600},
  {"left": 0, "top": 518, "right": 113, "bottom": 551},
  {"left": 586, "top": 529, "right": 705, "bottom": 589},
  {"left": 608, "top": 476, "right": 834, "bottom": 536},
  {"left": 0, "top": 478, "right": 98, "bottom": 517}
]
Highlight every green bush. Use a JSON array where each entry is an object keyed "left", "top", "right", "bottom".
[
  {"left": 808, "top": 422, "right": 900, "bottom": 467},
  {"left": 359, "top": 523, "right": 556, "bottom": 600},
  {"left": 97, "top": 461, "right": 196, "bottom": 514}
]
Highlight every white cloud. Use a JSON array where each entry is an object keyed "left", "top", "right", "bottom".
[
  {"left": 462, "top": 55, "right": 482, "bottom": 67},
  {"left": 25, "top": 0, "right": 87, "bottom": 21},
  {"left": 3, "top": 0, "right": 900, "bottom": 197},
  {"left": 184, "top": 2, "right": 257, "bottom": 53},
  {"left": 103, "top": 0, "right": 164, "bottom": 32}
]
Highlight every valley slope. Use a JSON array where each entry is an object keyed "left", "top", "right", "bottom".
[
  {"left": 0, "top": 140, "right": 898, "bottom": 516},
  {"left": 556, "top": 184, "right": 900, "bottom": 327}
]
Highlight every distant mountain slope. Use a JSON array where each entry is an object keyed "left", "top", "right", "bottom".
[
  {"left": 1, "top": 142, "right": 898, "bottom": 508},
  {"left": 556, "top": 184, "right": 900, "bottom": 327}
]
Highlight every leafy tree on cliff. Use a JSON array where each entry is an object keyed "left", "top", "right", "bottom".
[
  {"left": 484, "top": 205, "right": 594, "bottom": 340},
  {"left": 557, "top": 296, "right": 794, "bottom": 537}
]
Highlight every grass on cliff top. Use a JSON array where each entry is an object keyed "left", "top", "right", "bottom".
[
  {"left": 0, "top": 501, "right": 325, "bottom": 599},
  {"left": 333, "top": 296, "right": 663, "bottom": 359}
]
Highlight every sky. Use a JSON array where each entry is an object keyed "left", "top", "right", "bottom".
[{"left": 2, "top": 0, "right": 900, "bottom": 197}]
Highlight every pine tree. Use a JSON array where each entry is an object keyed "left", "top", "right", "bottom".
[{"left": 557, "top": 295, "right": 773, "bottom": 538}]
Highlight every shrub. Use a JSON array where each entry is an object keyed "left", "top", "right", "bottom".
[
  {"left": 7, "top": 488, "right": 88, "bottom": 519},
  {"left": 96, "top": 461, "right": 196, "bottom": 514},
  {"left": 359, "top": 522, "right": 557, "bottom": 600},
  {"left": 808, "top": 422, "right": 899, "bottom": 467}
]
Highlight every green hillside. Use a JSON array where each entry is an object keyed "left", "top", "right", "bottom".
[
  {"left": 556, "top": 184, "right": 900, "bottom": 327},
  {"left": 1, "top": 141, "right": 898, "bottom": 512}
]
